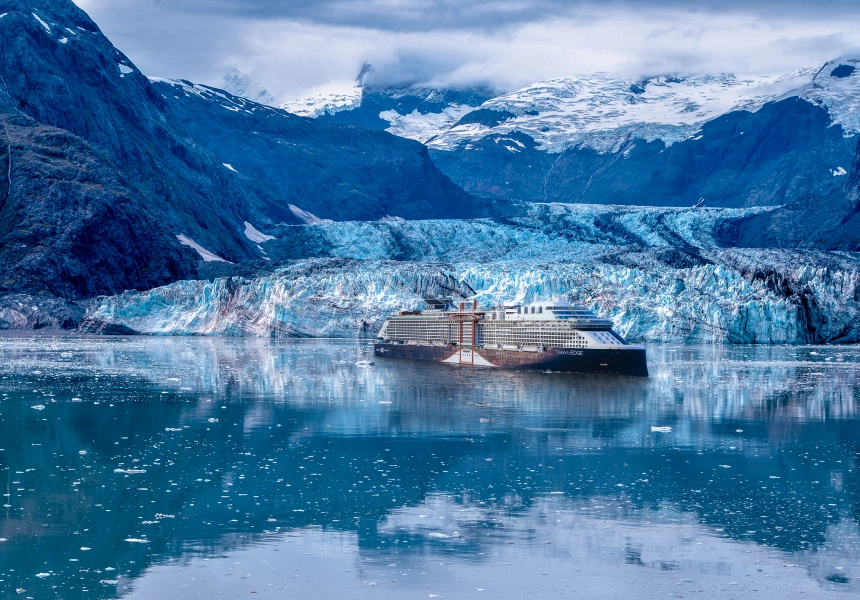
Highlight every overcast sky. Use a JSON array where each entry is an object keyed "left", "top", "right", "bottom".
[{"left": 74, "top": 0, "right": 860, "bottom": 104}]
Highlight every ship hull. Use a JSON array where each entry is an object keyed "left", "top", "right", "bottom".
[{"left": 373, "top": 343, "right": 648, "bottom": 377}]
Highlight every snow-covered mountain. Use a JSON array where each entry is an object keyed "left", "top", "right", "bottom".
[
  {"left": 278, "top": 57, "right": 860, "bottom": 224},
  {"left": 283, "top": 57, "right": 860, "bottom": 154}
]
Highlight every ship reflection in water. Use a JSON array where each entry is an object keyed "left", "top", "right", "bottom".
[{"left": 0, "top": 338, "right": 859, "bottom": 599}]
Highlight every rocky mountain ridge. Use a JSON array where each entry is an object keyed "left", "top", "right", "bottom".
[{"left": 0, "top": 0, "right": 483, "bottom": 307}]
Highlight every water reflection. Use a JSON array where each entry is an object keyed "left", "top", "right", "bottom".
[{"left": 0, "top": 338, "right": 858, "bottom": 598}]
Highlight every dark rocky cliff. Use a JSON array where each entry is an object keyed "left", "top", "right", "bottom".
[
  {"left": 430, "top": 98, "right": 857, "bottom": 210},
  {"left": 0, "top": 0, "right": 485, "bottom": 310}
]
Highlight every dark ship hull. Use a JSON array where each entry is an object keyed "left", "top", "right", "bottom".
[{"left": 374, "top": 343, "right": 648, "bottom": 377}]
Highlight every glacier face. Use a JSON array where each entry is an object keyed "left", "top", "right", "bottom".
[{"left": 82, "top": 206, "right": 860, "bottom": 345}]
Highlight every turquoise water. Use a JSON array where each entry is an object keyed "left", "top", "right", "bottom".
[{"left": 0, "top": 337, "right": 859, "bottom": 599}]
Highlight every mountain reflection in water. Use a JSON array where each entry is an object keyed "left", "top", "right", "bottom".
[{"left": 0, "top": 338, "right": 858, "bottom": 599}]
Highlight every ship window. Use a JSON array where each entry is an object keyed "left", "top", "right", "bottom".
[{"left": 538, "top": 307, "right": 543, "bottom": 314}]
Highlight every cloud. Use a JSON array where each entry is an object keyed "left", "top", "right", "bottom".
[{"left": 74, "top": 0, "right": 860, "bottom": 104}]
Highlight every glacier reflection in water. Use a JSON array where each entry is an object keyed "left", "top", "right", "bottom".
[{"left": 0, "top": 337, "right": 858, "bottom": 599}]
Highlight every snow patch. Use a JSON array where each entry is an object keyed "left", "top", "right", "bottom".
[
  {"left": 118, "top": 64, "right": 133, "bottom": 75},
  {"left": 244, "top": 221, "right": 275, "bottom": 243},
  {"left": 288, "top": 205, "right": 333, "bottom": 225},
  {"left": 32, "top": 13, "right": 50, "bottom": 33},
  {"left": 832, "top": 166, "right": 847, "bottom": 176},
  {"left": 58, "top": 37, "right": 68, "bottom": 44},
  {"left": 380, "top": 104, "right": 475, "bottom": 144},
  {"left": 175, "top": 234, "right": 232, "bottom": 263},
  {"left": 223, "top": 163, "right": 238, "bottom": 173}
]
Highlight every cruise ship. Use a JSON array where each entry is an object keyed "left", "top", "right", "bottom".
[{"left": 374, "top": 298, "right": 648, "bottom": 376}]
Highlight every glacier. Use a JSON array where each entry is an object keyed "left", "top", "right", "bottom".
[{"left": 80, "top": 204, "right": 860, "bottom": 344}]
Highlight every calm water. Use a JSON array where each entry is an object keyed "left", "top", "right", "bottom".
[{"left": 0, "top": 337, "right": 859, "bottom": 599}]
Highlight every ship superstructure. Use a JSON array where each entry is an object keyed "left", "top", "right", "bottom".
[{"left": 374, "top": 299, "right": 648, "bottom": 376}]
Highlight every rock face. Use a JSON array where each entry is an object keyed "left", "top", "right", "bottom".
[
  {"left": 0, "top": 0, "right": 483, "bottom": 306},
  {"left": 151, "top": 79, "right": 485, "bottom": 223},
  {"left": 0, "top": 114, "right": 196, "bottom": 300},
  {"left": 430, "top": 99, "right": 856, "bottom": 209},
  {"left": 717, "top": 137, "right": 860, "bottom": 250}
]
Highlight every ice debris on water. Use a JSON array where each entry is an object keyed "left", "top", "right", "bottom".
[
  {"left": 78, "top": 450, "right": 87, "bottom": 455},
  {"left": 651, "top": 426, "right": 673, "bottom": 432},
  {"left": 428, "top": 531, "right": 461, "bottom": 539},
  {"left": 124, "top": 538, "right": 149, "bottom": 543},
  {"left": 100, "top": 579, "right": 119, "bottom": 585},
  {"left": 114, "top": 468, "right": 146, "bottom": 474},
  {"left": 355, "top": 360, "right": 374, "bottom": 367},
  {"left": 30, "top": 404, "right": 45, "bottom": 410},
  {"left": 35, "top": 573, "right": 50, "bottom": 578}
]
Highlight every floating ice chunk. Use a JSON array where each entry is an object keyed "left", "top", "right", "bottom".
[
  {"left": 78, "top": 450, "right": 87, "bottom": 455},
  {"left": 719, "top": 464, "right": 732, "bottom": 468},
  {"left": 428, "top": 531, "right": 460, "bottom": 539},
  {"left": 176, "top": 234, "right": 232, "bottom": 263},
  {"left": 244, "top": 221, "right": 275, "bottom": 243},
  {"left": 80, "top": 547, "right": 91, "bottom": 551},
  {"left": 100, "top": 580, "right": 119, "bottom": 585},
  {"left": 223, "top": 163, "right": 238, "bottom": 173},
  {"left": 832, "top": 166, "right": 847, "bottom": 176},
  {"left": 0, "top": 538, "right": 6, "bottom": 542},
  {"left": 32, "top": 13, "right": 50, "bottom": 32},
  {"left": 58, "top": 37, "right": 68, "bottom": 44},
  {"left": 114, "top": 468, "right": 146, "bottom": 474},
  {"left": 36, "top": 573, "right": 50, "bottom": 578},
  {"left": 288, "top": 204, "right": 333, "bottom": 225},
  {"left": 0, "top": 13, "right": 8, "bottom": 19},
  {"left": 651, "top": 426, "right": 672, "bottom": 432},
  {"left": 124, "top": 538, "right": 149, "bottom": 543},
  {"left": 208, "top": 418, "right": 218, "bottom": 423},
  {"left": 356, "top": 360, "right": 374, "bottom": 367},
  {"left": 31, "top": 404, "right": 45, "bottom": 411}
]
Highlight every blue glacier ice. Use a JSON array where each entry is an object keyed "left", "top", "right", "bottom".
[{"left": 82, "top": 204, "right": 860, "bottom": 344}]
